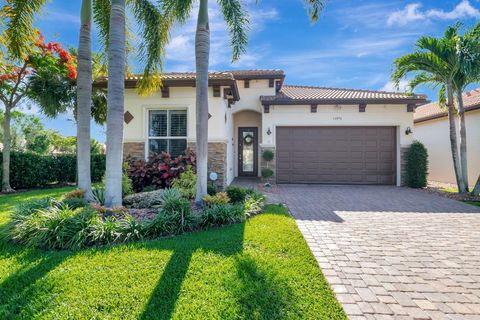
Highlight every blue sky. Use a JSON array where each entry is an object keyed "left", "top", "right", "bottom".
[{"left": 27, "top": 0, "right": 480, "bottom": 142}]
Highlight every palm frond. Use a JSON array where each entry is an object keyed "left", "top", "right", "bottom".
[
  {"left": 161, "top": 0, "right": 193, "bottom": 24},
  {"left": 304, "top": 0, "right": 325, "bottom": 22},
  {"left": 130, "top": 0, "right": 172, "bottom": 95},
  {"left": 93, "top": 0, "right": 111, "bottom": 53},
  {"left": 392, "top": 51, "right": 449, "bottom": 85},
  {"left": 408, "top": 72, "right": 441, "bottom": 91},
  {"left": 3, "top": 0, "right": 48, "bottom": 59},
  {"left": 438, "top": 84, "right": 447, "bottom": 109},
  {"left": 217, "top": 0, "right": 250, "bottom": 62}
]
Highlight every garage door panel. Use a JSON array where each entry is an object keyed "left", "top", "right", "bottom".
[{"left": 276, "top": 126, "right": 396, "bottom": 185}]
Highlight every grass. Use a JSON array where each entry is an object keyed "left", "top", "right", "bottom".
[
  {"left": 436, "top": 187, "right": 480, "bottom": 207},
  {"left": 0, "top": 188, "right": 346, "bottom": 320}
]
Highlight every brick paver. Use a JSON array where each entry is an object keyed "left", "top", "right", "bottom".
[{"left": 279, "top": 185, "right": 480, "bottom": 319}]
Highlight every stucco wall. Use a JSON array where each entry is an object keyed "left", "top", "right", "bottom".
[
  {"left": 414, "top": 110, "right": 480, "bottom": 187},
  {"left": 124, "top": 87, "right": 230, "bottom": 146}
]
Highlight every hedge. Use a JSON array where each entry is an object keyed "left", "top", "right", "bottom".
[
  {"left": 0, "top": 152, "right": 106, "bottom": 189},
  {"left": 405, "top": 141, "right": 428, "bottom": 188}
]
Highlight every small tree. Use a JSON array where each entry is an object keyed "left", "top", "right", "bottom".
[
  {"left": 405, "top": 141, "right": 428, "bottom": 188},
  {"left": 261, "top": 150, "right": 274, "bottom": 181}
]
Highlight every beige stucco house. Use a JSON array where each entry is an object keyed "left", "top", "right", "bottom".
[
  {"left": 97, "top": 70, "right": 427, "bottom": 187},
  {"left": 414, "top": 89, "right": 480, "bottom": 187}
]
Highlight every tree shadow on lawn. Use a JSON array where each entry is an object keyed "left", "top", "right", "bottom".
[
  {"left": 139, "top": 221, "right": 246, "bottom": 320},
  {"left": 0, "top": 241, "right": 74, "bottom": 319}
]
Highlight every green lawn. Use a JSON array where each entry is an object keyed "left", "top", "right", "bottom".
[{"left": 0, "top": 188, "right": 345, "bottom": 320}]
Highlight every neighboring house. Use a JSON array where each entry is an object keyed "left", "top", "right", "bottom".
[
  {"left": 96, "top": 70, "right": 426, "bottom": 187},
  {"left": 414, "top": 89, "right": 480, "bottom": 187}
]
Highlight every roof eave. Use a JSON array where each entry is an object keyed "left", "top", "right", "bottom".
[
  {"left": 93, "top": 78, "right": 241, "bottom": 101},
  {"left": 414, "top": 104, "right": 480, "bottom": 123},
  {"left": 260, "top": 97, "right": 428, "bottom": 106}
]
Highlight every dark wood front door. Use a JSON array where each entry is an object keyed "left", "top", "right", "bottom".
[{"left": 238, "top": 127, "right": 258, "bottom": 177}]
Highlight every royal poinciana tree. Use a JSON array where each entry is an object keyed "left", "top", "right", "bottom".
[
  {"left": 162, "top": 0, "right": 326, "bottom": 204},
  {"left": 0, "top": 34, "right": 77, "bottom": 192}
]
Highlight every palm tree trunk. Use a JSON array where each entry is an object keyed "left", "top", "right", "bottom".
[
  {"left": 456, "top": 89, "right": 469, "bottom": 192},
  {"left": 447, "top": 86, "right": 466, "bottom": 193},
  {"left": 105, "top": 0, "right": 126, "bottom": 208},
  {"left": 472, "top": 175, "right": 480, "bottom": 196},
  {"left": 77, "top": 0, "right": 93, "bottom": 200},
  {"left": 194, "top": 0, "right": 210, "bottom": 204},
  {"left": 2, "top": 106, "right": 14, "bottom": 193}
]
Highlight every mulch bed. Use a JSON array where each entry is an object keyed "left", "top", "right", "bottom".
[{"left": 423, "top": 187, "right": 480, "bottom": 202}]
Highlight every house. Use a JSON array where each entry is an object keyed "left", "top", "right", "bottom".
[
  {"left": 96, "top": 70, "right": 427, "bottom": 187},
  {"left": 414, "top": 89, "right": 480, "bottom": 187}
]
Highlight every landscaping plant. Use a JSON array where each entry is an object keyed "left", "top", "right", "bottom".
[
  {"left": 199, "top": 203, "right": 245, "bottom": 227},
  {"left": 405, "top": 141, "right": 429, "bottom": 188},
  {"left": 225, "top": 185, "right": 247, "bottom": 203},
  {"left": 202, "top": 192, "right": 230, "bottom": 207},
  {"left": 128, "top": 150, "right": 196, "bottom": 192},
  {"left": 123, "top": 189, "right": 164, "bottom": 209},
  {"left": 171, "top": 166, "right": 197, "bottom": 199}
]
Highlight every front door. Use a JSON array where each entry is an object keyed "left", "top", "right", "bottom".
[{"left": 238, "top": 127, "right": 258, "bottom": 177}]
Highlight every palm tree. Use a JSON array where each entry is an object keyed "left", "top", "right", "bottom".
[
  {"left": 392, "top": 28, "right": 468, "bottom": 193},
  {"left": 453, "top": 23, "right": 480, "bottom": 194},
  {"left": 77, "top": 0, "right": 94, "bottom": 200},
  {"left": 99, "top": 0, "right": 173, "bottom": 207},
  {"left": 163, "top": 0, "right": 326, "bottom": 204}
]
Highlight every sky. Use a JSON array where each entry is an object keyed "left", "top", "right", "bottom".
[{"left": 22, "top": 0, "right": 480, "bottom": 142}]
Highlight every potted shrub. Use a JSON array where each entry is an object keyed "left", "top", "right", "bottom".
[{"left": 261, "top": 150, "right": 274, "bottom": 185}]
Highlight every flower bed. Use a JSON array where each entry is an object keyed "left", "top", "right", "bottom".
[{"left": 4, "top": 185, "right": 265, "bottom": 250}]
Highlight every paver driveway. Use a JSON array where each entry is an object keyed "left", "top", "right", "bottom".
[{"left": 279, "top": 185, "right": 480, "bottom": 320}]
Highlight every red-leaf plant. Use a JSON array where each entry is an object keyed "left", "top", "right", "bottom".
[{"left": 128, "top": 149, "right": 196, "bottom": 192}]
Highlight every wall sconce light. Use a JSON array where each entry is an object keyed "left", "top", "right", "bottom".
[
  {"left": 266, "top": 128, "right": 272, "bottom": 135},
  {"left": 405, "top": 127, "right": 413, "bottom": 135}
]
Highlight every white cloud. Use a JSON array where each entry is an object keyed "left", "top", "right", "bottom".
[
  {"left": 381, "top": 80, "right": 410, "bottom": 93},
  {"left": 387, "top": 3, "right": 424, "bottom": 27},
  {"left": 387, "top": 0, "right": 480, "bottom": 27}
]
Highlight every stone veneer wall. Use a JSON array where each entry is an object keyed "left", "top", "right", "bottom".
[
  {"left": 187, "top": 142, "right": 227, "bottom": 187},
  {"left": 400, "top": 146, "right": 409, "bottom": 186},
  {"left": 124, "top": 142, "right": 145, "bottom": 160},
  {"left": 260, "top": 147, "right": 276, "bottom": 182}
]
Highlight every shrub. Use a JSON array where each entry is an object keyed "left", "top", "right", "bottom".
[
  {"left": 262, "top": 150, "right": 274, "bottom": 162},
  {"left": 122, "top": 164, "right": 134, "bottom": 197},
  {"left": 203, "top": 192, "right": 230, "bottom": 207},
  {"left": 200, "top": 204, "right": 246, "bottom": 227},
  {"left": 8, "top": 205, "right": 97, "bottom": 250},
  {"left": 207, "top": 184, "right": 217, "bottom": 196},
  {"left": 60, "top": 198, "right": 88, "bottom": 209},
  {"left": 91, "top": 187, "right": 106, "bottom": 205},
  {"left": 13, "top": 197, "right": 54, "bottom": 217},
  {"left": 225, "top": 185, "right": 247, "bottom": 203},
  {"left": 406, "top": 141, "right": 428, "bottom": 188},
  {"left": 0, "top": 152, "right": 106, "bottom": 189},
  {"left": 171, "top": 166, "right": 197, "bottom": 199},
  {"left": 146, "top": 189, "right": 195, "bottom": 236},
  {"left": 123, "top": 189, "right": 164, "bottom": 209},
  {"left": 64, "top": 189, "right": 85, "bottom": 199},
  {"left": 261, "top": 168, "right": 274, "bottom": 179},
  {"left": 244, "top": 194, "right": 265, "bottom": 217},
  {"left": 128, "top": 149, "right": 196, "bottom": 192}
]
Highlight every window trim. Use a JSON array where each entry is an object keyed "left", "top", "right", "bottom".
[{"left": 145, "top": 108, "right": 188, "bottom": 158}]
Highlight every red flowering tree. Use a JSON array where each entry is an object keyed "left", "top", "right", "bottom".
[{"left": 0, "top": 32, "right": 79, "bottom": 192}]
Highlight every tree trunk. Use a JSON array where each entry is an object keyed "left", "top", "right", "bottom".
[
  {"left": 105, "top": 0, "right": 126, "bottom": 208},
  {"left": 456, "top": 89, "right": 469, "bottom": 192},
  {"left": 194, "top": 0, "right": 210, "bottom": 205},
  {"left": 77, "top": 0, "right": 93, "bottom": 200},
  {"left": 2, "top": 106, "right": 14, "bottom": 193},
  {"left": 447, "top": 86, "right": 466, "bottom": 193},
  {"left": 472, "top": 175, "right": 480, "bottom": 196}
]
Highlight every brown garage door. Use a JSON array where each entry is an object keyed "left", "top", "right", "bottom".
[{"left": 276, "top": 127, "right": 396, "bottom": 184}]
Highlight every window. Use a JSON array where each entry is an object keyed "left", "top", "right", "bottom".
[{"left": 148, "top": 110, "right": 187, "bottom": 157}]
